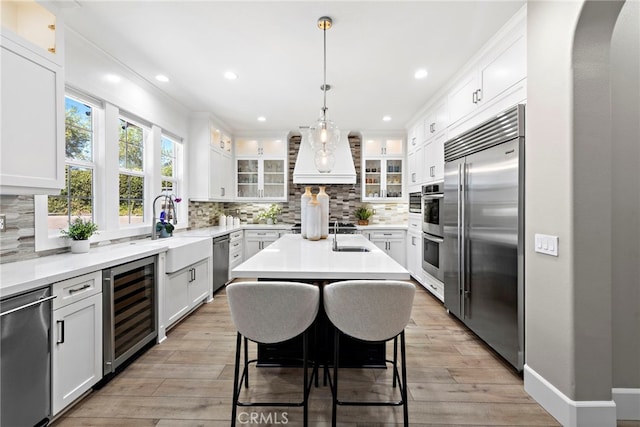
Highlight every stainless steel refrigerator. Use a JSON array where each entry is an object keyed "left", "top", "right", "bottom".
[{"left": 443, "top": 104, "right": 525, "bottom": 371}]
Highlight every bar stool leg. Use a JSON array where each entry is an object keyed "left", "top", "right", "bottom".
[
  {"left": 332, "top": 329, "right": 340, "bottom": 427},
  {"left": 303, "top": 330, "right": 309, "bottom": 427},
  {"left": 401, "top": 331, "right": 409, "bottom": 427},
  {"left": 243, "top": 337, "right": 249, "bottom": 388},
  {"left": 231, "top": 332, "right": 242, "bottom": 427},
  {"left": 393, "top": 336, "right": 398, "bottom": 388}
]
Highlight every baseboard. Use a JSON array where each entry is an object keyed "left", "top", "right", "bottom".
[
  {"left": 524, "top": 364, "right": 617, "bottom": 427},
  {"left": 613, "top": 388, "right": 640, "bottom": 420}
]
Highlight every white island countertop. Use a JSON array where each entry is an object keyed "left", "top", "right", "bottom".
[{"left": 231, "top": 234, "right": 409, "bottom": 281}]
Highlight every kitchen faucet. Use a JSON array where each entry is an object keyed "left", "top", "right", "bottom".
[{"left": 151, "top": 193, "right": 179, "bottom": 240}]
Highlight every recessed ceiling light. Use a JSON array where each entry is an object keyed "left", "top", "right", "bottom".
[
  {"left": 155, "top": 74, "right": 170, "bottom": 82},
  {"left": 224, "top": 71, "right": 238, "bottom": 80},
  {"left": 105, "top": 74, "right": 121, "bottom": 83},
  {"left": 257, "top": 116, "right": 266, "bottom": 122},
  {"left": 382, "top": 115, "right": 392, "bottom": 122},
  {"left": 414, "top": 69, "right": 428, "bottom": 79}
]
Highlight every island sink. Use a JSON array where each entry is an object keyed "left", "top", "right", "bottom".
[{"left": 332, "top": 246, "right": 370, "bottom": 252}]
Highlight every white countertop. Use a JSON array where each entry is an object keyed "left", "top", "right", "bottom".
[
  {"left": 0, "top": 236, "right": 211, "bottom": 298},
  {"left": 231, "top": 234, "right": 409, "bottom": 281}
]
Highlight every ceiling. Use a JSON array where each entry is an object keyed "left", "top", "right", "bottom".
[{"left": 57, "top": 1, "right": 525, "bottom": 134}]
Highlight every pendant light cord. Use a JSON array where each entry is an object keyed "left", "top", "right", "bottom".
[{"left": 322, "top": 24, "right": 327, "bottom": 120}]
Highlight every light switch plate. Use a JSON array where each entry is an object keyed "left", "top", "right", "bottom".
[
  {"left": 0, "top": 214, "right": 5, "bottom": 232},
  {"left": 535, "top": 233, "right": 558, "bottom": 256}
]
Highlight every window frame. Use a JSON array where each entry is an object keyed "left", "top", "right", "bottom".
[{"left": 35, "top": 90, "right": 187, "bottom": 252}]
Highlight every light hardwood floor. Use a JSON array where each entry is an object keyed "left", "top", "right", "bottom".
[{"left": 54, "top": 283, "right": 567, "bottom": 426}]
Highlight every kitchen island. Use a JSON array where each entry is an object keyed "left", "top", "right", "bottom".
[
  {"left": 230, "top": 233, "right": 409, "bottom": 281},
  {"left": 230, "top": 233, "right": 410, "bottom": 368}
]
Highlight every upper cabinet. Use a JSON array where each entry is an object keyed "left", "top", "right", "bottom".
[
  {"left": 1, "top": 1, "right": 64, "bottom": 195},
  {"left": 235, "top": 137, "right": 287, "bottom": 201},
  {"left": 448, "top": 15, "right": 526, "bottom": 134},
  {"left": 362, "top": 136, "right": 405, "bottom": 201},
  {"left": 188, "top": 114, "right": 233, "bottom": 201}
]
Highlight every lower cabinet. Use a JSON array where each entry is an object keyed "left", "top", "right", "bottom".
[
  {"left": 362, "top": 229, "right": 406, "bottom": 266},
  {"left": 165, "top": 258, "right": 209, "bottom": 329},
  {"left": 244, "top": 229, "right": 279, "bottom": 260},
  {"left": 406, "top": 230, "right": 423, "bottom": 281},
  {"left": 51, "top": 272, "right": 103, "bottom": 415},
  {"left": 229, "top": 230, "right": 244, "bottom": 279}
]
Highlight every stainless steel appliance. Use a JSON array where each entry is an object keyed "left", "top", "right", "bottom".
[
  {"left": 409, "top": 191, "right": 422, "bottom": 213},
  {"left": 422, "top": 232, "right": 444, "bottom": 282},
  {"left": 422, "top": 182, "right": 443, "bottom": 236},
  {"left": 443, "top": 104, "right": 525, "bottom": 371},
  {"left": 103, "top": 256, "right": 156, "bottom": 376},
  {"left": 213, "top": 234, "right": 230, "bottom": 293},
  {"left": 1, "top": 287, "right": 55, "bottom": 427}
]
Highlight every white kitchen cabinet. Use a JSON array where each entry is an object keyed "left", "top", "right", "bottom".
[
  {"left": 362, "top": 136, "right": 405, "bottom": 201},
  {"left": 408, "top": 142, "right": 424, "bottom": 193},
  {"left": 188, "top": 115, "right": 233, "bottom": 201},
  {"left": 235, "top": 137, "right": 287, "bottom": 201},
  {"left": 423, "top": 272, "right": 444, "bottom": 302},
  {"left": 406, "top": 230, "right": 423, "bottom": 282},
  {"left": 447, "top": 17, "right": 526, "bottom": 130},
  {"left": 244, "top": 229, "right": 280, "bottom": 259},
  {"left": 229, "top": 230, "right": 244, "bottom": 279},
  {"left": 362, "top": 229, "right": 406, "bottom": 266},
  {"left": 165, "top": 258, "right": 209, "bottom": 328},
  {"left": 1, "top": 1, "right": 64, "bottom": 195},
  {"left": 51, "top": 272, "right": 102, "bottom": 415},
  {"left": 423, "top": 100, "right": 448, "bottom": 145},
  {"left": 422, "top": 130, "right": 446, "bottom": 184}
]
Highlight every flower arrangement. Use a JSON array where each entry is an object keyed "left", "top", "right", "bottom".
[
  {"left": 60, "top": 217, "right": 99, "bottom": 240},
  {"left": 354, "top": 206, "right": 374, "bottom": 225},
  {"left": 257, "top": 203, "right": 282, "bottom": 224}
]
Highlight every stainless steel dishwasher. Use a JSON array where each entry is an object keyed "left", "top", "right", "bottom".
[
  {"left": 212, "top": 234, "right": 230, "bottom": 293},
  {"left": 1, "top": 287, "right": 56, "bottom": 427}
]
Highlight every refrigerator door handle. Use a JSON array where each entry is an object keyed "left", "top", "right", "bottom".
[
  {"left": 462, "top": 162, "right": 471, "bottom": 319},
  {"left": 457, "top": 163, "right": 464, "bottom": 318}
]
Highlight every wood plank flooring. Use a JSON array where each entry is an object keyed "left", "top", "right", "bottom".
[{"left": 53, "top": 283, "right": 565, "bottom": 426}]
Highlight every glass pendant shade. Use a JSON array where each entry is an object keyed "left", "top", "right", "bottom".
[
  {"left": 308, "top": 115, "right": 340, "bottom": 152},
  {"left": 314, "top": 147, "right": 336, "bottom": 173}
]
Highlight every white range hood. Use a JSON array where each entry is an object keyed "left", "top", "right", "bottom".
[{"left": 293, "top": 132, "right": 356, "bottom": 184}]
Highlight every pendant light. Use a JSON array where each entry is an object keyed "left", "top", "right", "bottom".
[{"left": 309, "top": 16, "right": 340, "bottom": 173}]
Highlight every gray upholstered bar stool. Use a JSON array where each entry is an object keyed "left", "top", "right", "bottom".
[
  {"left": 226, "top": 281, "right": 319, "bottom": 427},
  {"left": 323, "top": 280, "right": 416, "bottom": 427}
]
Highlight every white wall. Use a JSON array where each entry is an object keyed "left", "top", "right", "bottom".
[{"left": 525, "top": 0, "right": 637, "bottom": 424}]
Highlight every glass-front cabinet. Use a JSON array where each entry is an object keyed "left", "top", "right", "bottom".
[
  {"left": 235, "top": 137, "right": 287, "bottom": 200},
  {"left": 362, "top": 136, "right": 405, "bottom": 201}
]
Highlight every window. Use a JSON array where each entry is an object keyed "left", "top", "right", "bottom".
[
  {"left": 47, "top": 96, "right": 95, "bottom": 232},
  {"left": 119, "top": 119, "right": 146, "bottom": 225},
  {"left": 161, "top": 135, "right": 179, "bottom": 193}
]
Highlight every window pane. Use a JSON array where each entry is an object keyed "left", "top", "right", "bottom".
[
  {"left": 119, "top": 173, "right": 144, "bottom": 225},
  {"left": 161, "top": 136, "right": 174, "bottom": 177},
  {"left": 119, "top": 120, "right": 144, "bottom": 172},
  {"left": 65, "top": 97, "right": 92, "bottom": 161},
  {"left": 161, "top": 180, "right": 174, "bottom": 193},
  {"left": 48, "top": 164, "right": 94, "bottom": 232}
]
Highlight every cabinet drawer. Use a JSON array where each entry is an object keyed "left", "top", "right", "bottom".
[
  {"left": 423, "top": 272, "right": 444, "bottom": 302},
  {"left": 369, "top": 230, "right": 405, "bottom": 240},
  {"left": 408, "top": 217, "right": 421, "bottom": 232},
  {"left": 230, "top": 251, "right": 244, "bottom": 269},
  {"left": 229, "top": 239, "right": 243, "bottom": 254},
  {"left": 245, "top": 230, "right": 279, "bottom": 239},
  {"left": 229, "top": 230, "right": 243, "bottom": 242},
  {"left": 53, "top": 271, "right": 102, "bottom": 310}
]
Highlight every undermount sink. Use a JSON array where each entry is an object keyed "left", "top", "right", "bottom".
[{"left": 333, "top": 246, "right": 370, "bottom": 252}]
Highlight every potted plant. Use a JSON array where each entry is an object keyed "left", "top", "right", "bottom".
[
  {"left": 60, "top": 217, "right": 99, "bottom": 253},
  {"left": 258, "top": 203, "right": 282, "bottom": 225},
  {"left": 354, "top": 206, "right": 374, "bottom": 226},
  {"left": 155, "top": 219, "right": 175, "bottom": 238}
]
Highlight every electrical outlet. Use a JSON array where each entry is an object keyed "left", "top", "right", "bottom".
[{"left": 0, "top": 214, "right": 6, "bottom": 232}]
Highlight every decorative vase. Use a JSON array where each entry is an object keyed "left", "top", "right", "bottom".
[
  {"left": 70, "top": 239, "right": 90, "bottom": 254},
  {"left": 159, "top": 228, "right": 171, "bottom": 238},
  {"left": 266, "top": 218, "right": 274, "bottom": 225},
  {"left": 219, "top": 213, "right": 226, "bottom": 227},
  {"left": 300, "top": 186, "right": 312, "bottom": 239},
  {"left": 358, "top": 219, "right": 369, "bottom": 226},
  {"left": 306, "top": 194, "right": 322, "bottom": 241},
  {"left": 317, "top": 186, "right": 329, "bottom": 239}
]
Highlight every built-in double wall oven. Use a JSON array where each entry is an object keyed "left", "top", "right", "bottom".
[{"left": 422, "top": 182, "right": 444, "bottom": 282}]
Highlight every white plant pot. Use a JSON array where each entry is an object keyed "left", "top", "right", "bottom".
[
  {"left": 70, "top": 239, "right": 90, "bottom": 254},
  {"left": 266, "top": 218, "right": 274, "bottom": 225}
]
